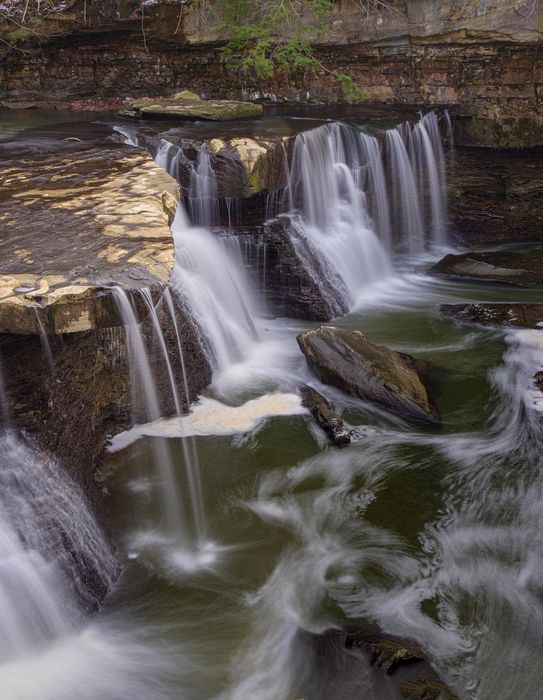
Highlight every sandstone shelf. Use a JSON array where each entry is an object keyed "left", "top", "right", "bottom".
[{"left": 0, "top": 127, "right": 179, "bottom": 334}]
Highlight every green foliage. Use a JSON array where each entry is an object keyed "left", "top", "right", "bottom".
[
  {"left": 7, "top": 27, "right": 30, "bottom": 45},
  {"left": 216, "top": 0, "right": 366, "bottom": 101},
  {"left": 221, "top": 24, "right": 274, "bottom": 78},
  {"left": 333, "top": 71, "right": 368, "bottom": 101}
]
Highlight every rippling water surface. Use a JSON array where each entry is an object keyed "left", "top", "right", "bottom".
[
  {"left": 97, "top": 270, "right": 543, "bottom": 700},
  {"left": 3, "top": 111, "right": 543, "bottom": 700}
]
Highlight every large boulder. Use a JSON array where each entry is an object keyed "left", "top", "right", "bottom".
[
  {"left": 441, "top": 303, "right": 543, "bottom": 329},
  {"left": 119, "top": 96, "right": 263, "bottom": 121},
  {"left": 297, "top": 326, "right": 440, "bottom": 425},
  {"left": 299, "top": 384, "right": 351, "bottom": 447},
  {"left": 428, "top": 251, "right": 543, "bottom": 287}
]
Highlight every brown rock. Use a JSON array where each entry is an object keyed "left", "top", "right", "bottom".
[
  {"left": 441, "top": 303, "right": 543, "bottom": 329},
  {"left": 299, "top": 384, "right": 351, "bottom": 446},
  {"left": 428, "top": 251, "right": 543, "bottom": 287},
  {"left": 297, "top": 326, "right": 440, "bottom": 425}
]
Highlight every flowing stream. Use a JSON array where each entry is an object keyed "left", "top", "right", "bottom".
[{"left": 2, "top": 109, "right": 542, "bottom": 699}]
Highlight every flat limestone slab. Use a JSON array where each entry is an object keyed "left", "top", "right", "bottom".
[
  {"left": 0, "top": 129, "right": 179, "bottom": 334},
  {"left": 120, "top": 97, "right": 263, "bottom": 122}
]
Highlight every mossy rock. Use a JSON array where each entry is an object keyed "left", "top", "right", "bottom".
[
  {"left": 120, "top": 97, "right": 263, "bottom": 122},
  {"left": 172, "top": 89, "right": 201, "bottom": 101}
]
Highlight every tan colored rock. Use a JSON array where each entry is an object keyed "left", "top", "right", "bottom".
[
  {"left": 177, "top": 135, "right": 293, "bottom": 197},
  {"left": 0, "top": 140, "right": 179, "bottom": 335}
]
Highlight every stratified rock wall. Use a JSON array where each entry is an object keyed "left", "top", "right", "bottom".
[
  {"left": 448, "top": 146, "right": 543, "bottom": 244},
  {"left": 0, "top": 293, "right": 212, "bottom": 509},
  {"left": 0, "top": 0, "right": 541, "bottom": 147}
]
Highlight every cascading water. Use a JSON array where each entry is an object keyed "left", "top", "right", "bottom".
[
  {"left": 267, "top": 111, "right": 449, "bottom": 310},
  {"left": 112, "top": 288, "right": 186, "bottom": 541},
  {"left": 386, "top": 127, "right": 425, "bottom": 253},
  {"left": 33, "top": 308, "right": 55, "bottom": 374},
  {"left": 140, "top": 288, "right": 207, "bottom": 544},
  {"left": 188, "top": 148, "right": 220, "bottom": 228},
  {"left": 149, "top": 137, "right": 262, "bottom": 375},
  {"left": 0, "top": 431, "right": 118, "bottom": 663},
  {"left": 112, "top": 287, "right": 214, "bottom": 569},
  {"left": 282, "top": 121, "right": 391, "bottom": 307},
  {"left": 389, "top": 111, "right": 448, "bottom": 250},
  {"left": 169, "top": 206, "right": 260, "bottom": 375}
]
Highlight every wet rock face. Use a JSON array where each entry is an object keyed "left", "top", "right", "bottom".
[
  {"left": 0, "top": 124, "right": 179, "bottom": 334},
  {"left": 428, "top": 251, "right": 543, "bottom": 287},
  {"left": 236, "top": 218, "right": 349, "bottom": 321},
  {"left": 441, "top": 303, "right": 543, "bottom": 329},
  {"left": 299, "top": 384, "right": 351, "bottom": 447},
  {"left": 296, "top": 326, "right": 440, "bottom": 425}
]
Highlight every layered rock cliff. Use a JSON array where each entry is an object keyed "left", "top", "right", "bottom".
[{"left": 0, "top": 0, "right": 541, "bottom": 147}]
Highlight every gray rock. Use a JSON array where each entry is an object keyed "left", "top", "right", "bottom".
[
  {"left": 428, "top": 251, "right": 543, "bottom": 287},
  {"left": 297, "top": 326, "right": 440, "bottom": 425},
  {"left": 299, "top": 384, "right": 351, "bottom": 447},
  {"left": 119, "top": 96, "right": 263, "bottom": 121}
]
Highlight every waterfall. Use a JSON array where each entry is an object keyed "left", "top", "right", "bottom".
[
  {"left": 163, "top": 288, "right": 206, "bottom": 540},
  {"left": 112, "top": 288, "right": 187, "bottom": 540},
  {"left": 282, "top": 110, "right": 448, "bottom": 271},
  {"left": 140, "top": 288, "right": 207, "bottom": 543},
  {"left": 152, "top": 139, "right": 261, "bottom": 371},
  {"left": 169, "top": 206, "right": 260, "bottom": 374},
  {"left": 113, "top": 287, "right": 209, "bottom": 552},
  {"left": 281, "top": 121, "right": 391, "bottom": 306},
  {"left": 188, "top": 149, "right": 220, "bottom": 228},
  {"left": 386, "top": 128, "right": 425, "bottom": 253},
  {"left": 33, "top": 308, "right": 55, "bottom": 375},
  {"left": 388, "top": 111, "right": 448, "bottom": 250},
  {"left": 0, "top": 431, "right": 118, "bottom": 663}
]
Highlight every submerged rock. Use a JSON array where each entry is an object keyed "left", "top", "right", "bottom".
[
  {"left": 119, "top": 96, "right": 263, "bottom": 121},
  {"left": 307, "top": 627, "right": 457, "bottom": 700},
  {"left": 297, "top": 326, "right": 440, "bottom": 425},
  {"left": 299, "top": 384, "right": 351, "bottom": 447},
  {"left": 428, "top": 251, "right": 543, "bottom": 287},
  {"left": 441, "top": 303, "right": 543, "bottom": 329}
]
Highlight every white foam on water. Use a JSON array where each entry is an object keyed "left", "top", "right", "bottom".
[
  {"left": 0, "top": 622, "right": 178, "bottom": 700},
  {"left": 109, "top": 393, "right": 308, "bottom": 452}
]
